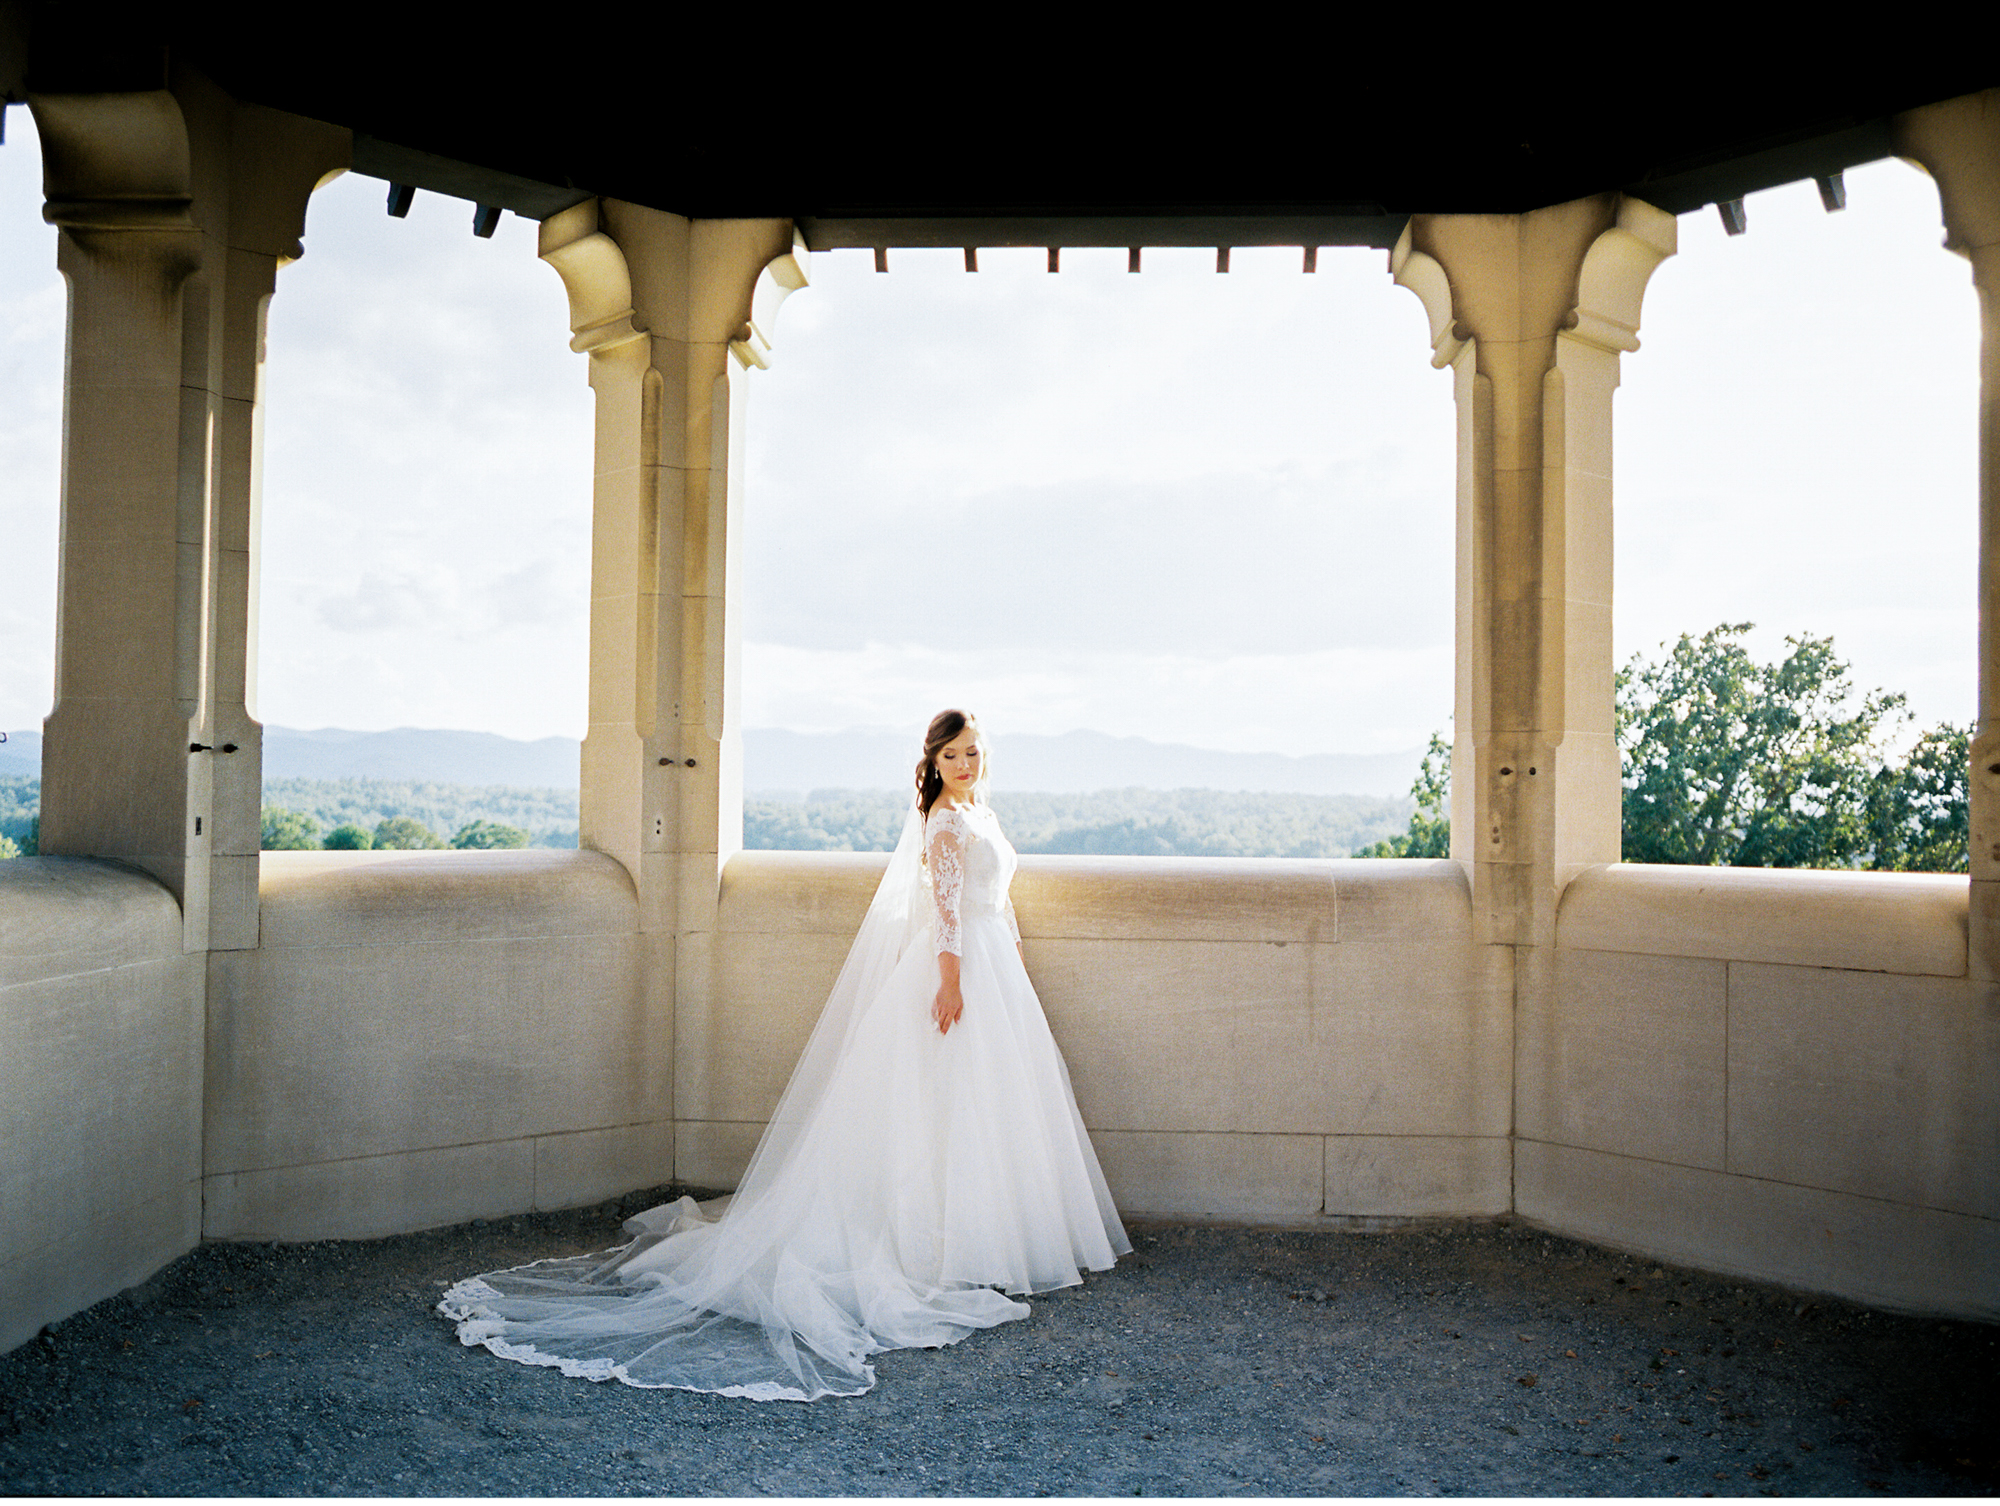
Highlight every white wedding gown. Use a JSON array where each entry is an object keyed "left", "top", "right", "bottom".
[{"left": 436, "top": 799, "right": 1129, "bottom": 1400}]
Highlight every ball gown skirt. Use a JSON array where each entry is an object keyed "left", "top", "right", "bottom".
[{"left": 436, "top": 809, "right": 1128, "bottom": 1401}]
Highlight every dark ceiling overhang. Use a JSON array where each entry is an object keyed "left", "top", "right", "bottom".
[{"left": 6, "top": 7, "right": 1992, "bottom": 251}]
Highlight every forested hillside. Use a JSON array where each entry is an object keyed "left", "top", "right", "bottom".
[
  {"left": 746, "top": 789, "right": 1412, "bottom": 858},
  {"left": 4, "top": 777, "right": 1409, "bottom": 859},
  {"left": 1, "top": 778, "right": 580, "bottom": 854},
  {"left": 258, "top": 778, "right": 579, "bottom": 847}
]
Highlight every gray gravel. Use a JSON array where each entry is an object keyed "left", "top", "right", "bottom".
[{"left": 1, "top": 1189, "right": 1993, "bottom": 1496}]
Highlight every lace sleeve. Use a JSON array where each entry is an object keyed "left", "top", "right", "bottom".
[{"left": 926, "top": 807, "right": 968, "bottom": 956}]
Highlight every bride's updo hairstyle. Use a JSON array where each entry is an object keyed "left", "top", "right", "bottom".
[{"left": 916, "top": 708, "right": 983, "bottom": 818}]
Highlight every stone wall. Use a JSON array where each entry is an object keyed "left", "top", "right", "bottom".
[
  {"left": 692, "top": 852, "right": 1516, "bottom": 1226},
  {"left": 0, "top": 859, "right": 201, "bottom": 1351},
  {"left": 200, "top": 849, "right": 661, "bottom": 1241},
  {"left": 1526, "top": 864, "right": 1997, "bottom": 1319}
]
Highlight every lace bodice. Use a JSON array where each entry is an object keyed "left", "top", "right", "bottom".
[{"left": 925, "top": 801, "right": 1021, "bottom": 955}]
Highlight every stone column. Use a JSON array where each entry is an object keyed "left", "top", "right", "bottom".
[
  {"left": 538, "top": 202, "right": 804, "bottom": 1177},
  {"left": 179, "top": 79, "right": 348, "bottom": 952},
  {"left": 1392, "top": 197, "right": 1676, "bottom": 950},
  {"left": 1895, "top": 90, "right": 2000, "bottom": 979},
  {"left": 34, "top": 91, "right": 206, "bottom": 924},
  {"left": 1392, "top": 194, "right": 1673, "bottom": 1175},
  {"left": 33, "top": 82, "right": 346, "bottom": 951}
]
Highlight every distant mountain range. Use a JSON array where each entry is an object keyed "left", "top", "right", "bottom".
[
  {"left": 1, "top": 725, "right": 1423, "bottom": 798},
  {"left": 0, "top": 732, "right": 38, "bottom": 779},
  {"left": 0, "top": 726, "right": 578, "bottom": 786},
  {"left": 746, "top": 728, "right": 1422, "bottom": 798}
]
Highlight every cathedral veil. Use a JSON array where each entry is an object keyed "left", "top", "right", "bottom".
[{"left": 723, "top": 802, "right": 931, "bottom": 1211}]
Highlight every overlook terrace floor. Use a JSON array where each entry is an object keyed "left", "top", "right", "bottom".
[{"left": 0, "top": 1190, "right": 1992, "bottom": 1498}]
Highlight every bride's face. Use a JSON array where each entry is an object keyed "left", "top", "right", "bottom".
[{"left": 933, "top": 729, "right": 982, "bottom": 798}]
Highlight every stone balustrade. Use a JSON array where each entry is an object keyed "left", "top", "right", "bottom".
[{"left": 7, "top": 849, "right": 1991, "bottom": 1353}]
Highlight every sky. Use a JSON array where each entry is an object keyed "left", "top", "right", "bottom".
[{"left": 0, "top": 107, "right": 1980, "bottom": 770}]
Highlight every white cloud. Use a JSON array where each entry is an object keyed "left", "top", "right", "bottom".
[
  {"left": 741, "top": 242, "right": 1459, "bottom": 747},
  {"left": 315, "top": 570, "right": 445, "bottom": 634},
  {"left": 1616, "top": 157, "right": 1978, "bottom": 732},
  {"left": 254, "top": 171, "right": 594, "bottom": 738},
  {"left": 0, "top": 114, "right": 61, "bottom": 730},
  {"left": 743, "top": 639, "right": 1454, "bottom": 755},
  {"left": 0, "top": 127, "right": 1981, "bottom": 759}
]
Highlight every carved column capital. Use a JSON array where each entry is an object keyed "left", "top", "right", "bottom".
[
  {"left": 1894, "top": 88, "right": 2000, "bottom": 265},
  {"left": 1390, "top": 225, "right": 1470, "bottom": 369},
  {"left": 539, "top": 199, "right": 647, "bottom": 355},
  {"left": 1564, "top": 198, "right": 1677, "bottom": 356},
  {"left": 730, "top": 230, "right": 810, "bottom": 370},
  {"left": 32, "top": 91, "right": 198, "bottom": 250}
]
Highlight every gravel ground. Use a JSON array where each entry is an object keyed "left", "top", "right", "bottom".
[{"left": 1, "top": 1189, "right": 1993, "bottom": 1497}]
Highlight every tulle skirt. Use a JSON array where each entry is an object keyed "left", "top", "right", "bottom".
[{"left": 436, "top": 912, "right": 1129, "bottom": 1400}]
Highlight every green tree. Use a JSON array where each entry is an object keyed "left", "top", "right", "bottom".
[
  {"left": 1353, "top": 732, "right": 1451, "bottom": 859},
  {"left": 373, "top": 815, "right": 444, "bottom": 850},
  {"left": 0, "top": 834, "right": 18, "bottom": 859},
  {"left": 0, "top": 786, "right": 37, "bottom": 856},
  {"left": 1865, "top": 722, "right": 1970, "bottom": 872},
  {"left": 452, "top": 818, "right": 530, "bottom": 849},
  {"left": 323, "top": 823, "right": 374, "bottom": 850},
  {"left": 1618, "top": 623, "right": 1966, "bottom": 871},
  {"left": 260, "top": 806, "right": 322, "bottom": 850}
]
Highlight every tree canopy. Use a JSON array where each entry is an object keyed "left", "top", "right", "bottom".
[
  {"left": 1357, "top": 625, "right": 1968, "bottom": 873},
  {"left": 1619, "top": 623, "right": 1966, "bottom": 872},
  {"left": 1865, "top": 722, "right": 1971, "bottom": 873},
  {"left": 451, "top": 819, "right": 531, "bottom": 849},
  {"left": 260, "top": 806, "right": 322, "bottom": 850},
  {"left": 373, "top": 816, "right": 446, "bottom": 850},
  {"left": 0, "top": 778, "right": 37, "bottom": 856},
  {"left": 1351, "top": 734, "right": 1451, "bottom": 859}
]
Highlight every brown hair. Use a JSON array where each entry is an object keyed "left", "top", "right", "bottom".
[{"left": 915, "top": 709, "right": 980, "bottom": 818}]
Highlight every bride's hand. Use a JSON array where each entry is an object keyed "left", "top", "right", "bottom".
[
  {"left": 932, "top": 979, "right": 964, "bottom": 1035},
  {"left": 933, "top": 951, "right": 965, "bottom": 1035}
]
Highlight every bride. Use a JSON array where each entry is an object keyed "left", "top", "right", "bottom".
[{"left": 437, "top": 710, "right": 1130, "bottom": 1400}]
